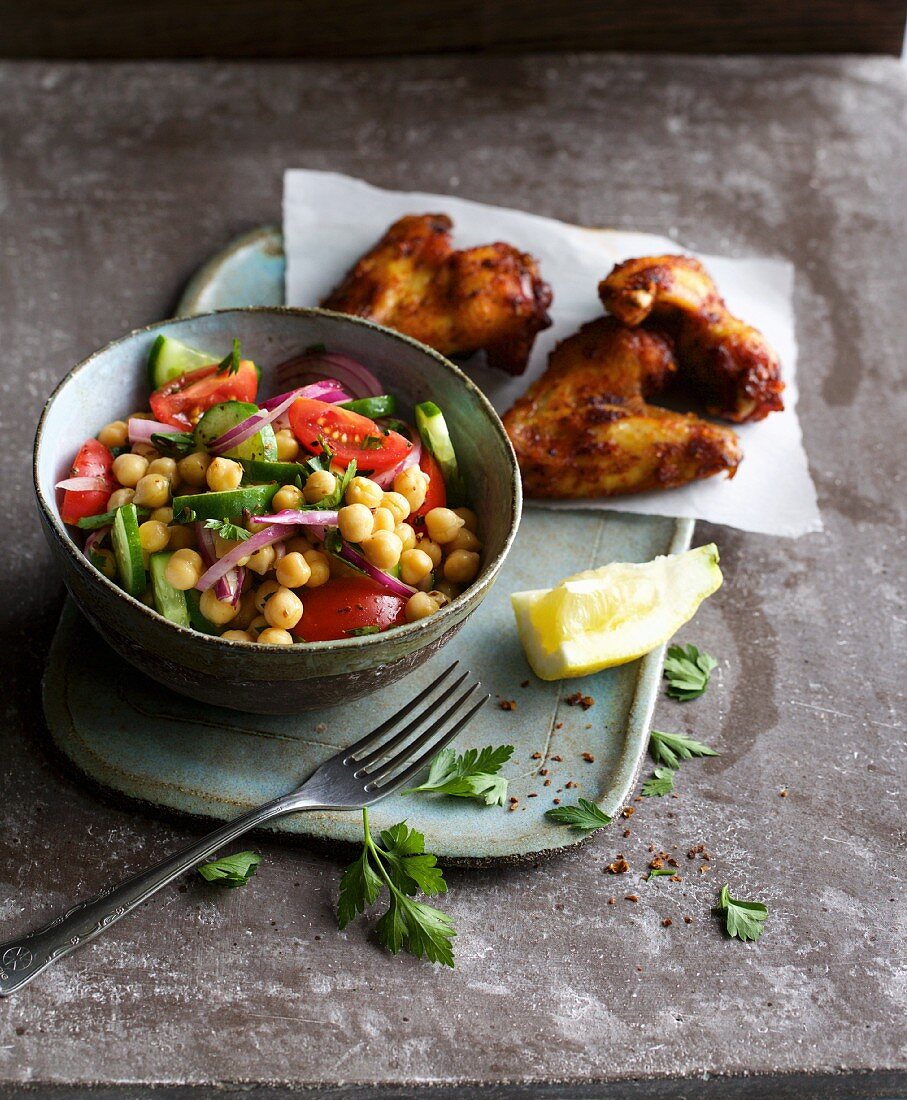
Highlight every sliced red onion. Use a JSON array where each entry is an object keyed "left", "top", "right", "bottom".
[
  {"left": 128, "top": 417, "right": 174, "bottom": 444},
  {"left": 196, "top": 521, "right": 245, "bottom": 606},
  {"left": 209, "top": 381, "right": 353, "bottom": 456},
  {"left": 374, "top": 433, "right": 421, "bottom": 489},
  {"left": 276, "top": 352, "right": 383, "bottom": 400},
  {"left": 83, "top": 526, "right": 111, "bottom": 562},
  {"left": 338, "top": 539, "right": 417, "bottom": 599},
  {"left": 251, "top": 509, "right": 339, "bottom": 526},
  {"left": 56, "top": 476, "right": 109, "bottom": 492},
  {"left": 260, "top": 380, "right": 350, "bottom": 410},
  {"left": 196, "top": 524, "right": 294, "bottom": 592}
]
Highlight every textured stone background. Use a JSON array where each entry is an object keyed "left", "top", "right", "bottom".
[{"left": 0, "top": 57, "right": 905, "bottom": 1098}]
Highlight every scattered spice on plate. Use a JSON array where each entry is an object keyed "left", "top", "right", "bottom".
[
  {"left": 566, "top": 692, "right": 595, "bottom": 710},
  {"left": 528, "top": 792, "right": 538, "bottom": 798},
  {"left": 607, "top": 857, "right": 630, "bottom": 874},
  {"left": 565, "top": 780, "right": 577, "bottom": 789},
  {"left": 779, "top": 788, "right": 788, "bottom": 797},
  {"left": 625, "top": 894, "right": 639, "bottom": 903},
  {"left": 531, "top": 751, "right": 542, "bottom": 760},
  {"left": 607, "top": 896, "right": 616, "bottom": 905},
  {"left": 550, "top": 755, "right": 563, "bottom": 762},
  {"left": 555, "top": 721, "right": 563, "bottom": 729},
  {"left": 521, "top": 679, "right": 530, "bottom": 688},
  {"left": 662, "top": 918, "right": 673, "bottom": 927},
  {"left": 621, "top": 806, "right": 635, "bottom": 819},
  {"left": 552, "top": 797, "right": 561, "bottom": 805},
  {"left": 498, "top": 699, "right": 517, "bottom": 711},
  {"left": 623, "top": 828, "right": 632, "bottom": 838},
  {"left": 688, "top": 844, "right": 712, "bottom": 861},
  {"left": 582, "top": 752, "right": 595, "bottom": 763},
  {"left": 543, "top": 779, "right": 551, "bottom": 787},
  {"left": 540, "top": 768, "right": 549, "bottom": 776},
  {"left": 683, "top": 916, "right": 693, "bottom": 924}
]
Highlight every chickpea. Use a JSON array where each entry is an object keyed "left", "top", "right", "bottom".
[
  {"left": 165, "top": 548, "right": 203, "bottom": 591},
  {"left": 453, "top": 507, "right": 478, "bottom": 532},
  {"left": 405, "top": 591, "right": 440, "bottom": 622},
  {"left": 230, "top": 590, "right": 259, "bottom": 630},
  {"left": 257, "top": 627, "right": 294, "bottom": 645},
  {"left": 248, "top": 614, "right": 268, "bottom": 635},
  {"left": 177, "top": 451, "right": 211, "bottom": 488},
  {"left": 275, "top": 551, "right": 312, "bottom": 589},
  {"left": 200, "top": 587, "right": 239, "bottom": 625},
  {"left": 139, "top": 520, "right": 170, "bottom": 553},
  {"left": 272, "top": 484, "right": 304, "bottom": 512},
  {"left": 275, "top": 429, "right": 300, "bottom": 461},
  {"left": 91, "top": 547, "right": 117, "bottom": 579},
  {"left": 425, "top": 507, "right": 465, "bottom": 545},
  {"left": 371, "top": 507, "right": 395, "bottom": 533},
  {"left": 285, "top": 535, "right": 314, "bottom": 556},
  {"left": 417, "top": 536, "right": 443, "bottom": 569},
  {"left": 426, "top": 589, "right": 452, "bottom": 609},
  {"left": 433, "top": 578, "right": 461, "bottom": 602},
  {"left": 447, "top": 527, "right": 482, "bottom": 554},
  {"left": 112, "top": 452, "right": 148, "bottom": 488},
  {"left": 214, "top": 534, "right": 250, "bottom": 565},
  {"left": 338, "top": 503, "right": 374, "bottom": 544},
  {"left": 361, "top": 530, "right": 403, "bottom": 571},
  {"left": 206, "top": 457, "right": 242, "bottom": 492},
  {"left": 107, "top": 487, "right": 135, "bottom": 510},
  {"left": 303, "top": 550, "right": 330, "bottom": 587},
  {"left": 133, "top": 473, "right": 170, "bottom": 509},
  {"left": 345, "top": 475, "right": 383, "bottom": 509},
  {"left": 304, "top": 469, "right": 337, "bottom": 505},
  {"left": 221, "top": 629, "right": 254, "bottom": 642},
  {"left": 382, "top": 491, "right": 411, "bottom": 525},
  {"left": 245, "top": 544, "right": 276, "bottom": 575},
  {"left": 167, "top": 525, "right": 196, "bottom": 551},
  {"left": 131, "top": 442, "right": 159, "bottom": 460},
  {"left": 399, "top": 548, "right": 434, "bottom": 586},
  {"left": 150, "top": 506, "right": 173, "bottom": 524},
  {"left": 263, "top": 586, "right": 303, "bottom": 630},
  {"left": 395, "top": 522, "right": 417, "bottom": 552},
  {"left": 254, "top": 579, "right": 281, "bottom": 612},
  {"left": 147, "top": 456, "right": 179, "bottom": 487},
  {"left": 128, "top": 411, "right": 154, "bottom": 421},
  {"left": 443, "top": 549, "right": 480, "bottom": 585},
  {"left": 97, "top": 420, "right": 128, "bottom": 449},
  {"left": 393, "top": 467, "right": 428, "bottom": 512}
]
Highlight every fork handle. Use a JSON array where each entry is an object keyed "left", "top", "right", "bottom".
[{"left": 0, "top": 792, "right": 316, "bottom": 997}]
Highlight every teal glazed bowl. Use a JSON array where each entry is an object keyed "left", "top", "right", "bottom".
[{"left": 34, "top": 308, "right": 521, "bottom": 713}]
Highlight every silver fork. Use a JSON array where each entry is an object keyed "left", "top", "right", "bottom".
[{"left": 0, "top": 663, "right": 486, "bottom": 997}]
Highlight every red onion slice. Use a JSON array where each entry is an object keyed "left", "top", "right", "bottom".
[
  {"left": 275, "top": 352, "right": 383, "bottom": 400},
  {"left": 374, "top": 433, "right": 422, "bottom": 489},
  {"left": 259, "top": 380, "right": 350, "bottom": 410},
  {"left": 128, "top": 417, "right": 174, "bottom": 444},
  {"left": 196, "top": 524, "right": 294, "bottom": 592},
  {"left": 337, "top": 539, "right": 417, "bottom": 599},
  {"left": 209, "top": 381, "right": 354, "bottom": 456},
  {"left": 196, "top": 521, "right": 248, "bottom": 605},
  {"left": 251, "top": 509, "right": 340, "bottom": 527},
  {"left": 56, "top": 476, "right": 109, "bottom": 492},
  {"left": 83, "top": 526, "right": 111, "bottom": 562}
]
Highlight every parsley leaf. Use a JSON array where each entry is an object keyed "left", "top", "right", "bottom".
[
  {"left": 345, "top": 625, "right": 381, "bottom": 637},
  {"left": 544, "top": 798, "right": 612, "bottom": 836},
  {"left": 649, "top": 729, "right": 720, "bottom": 770},
  {"left": 197, "top": 850, "right": 261, "bottom": 888},
  {"left": 715, "top": 883, "right": 768, "bottom": 942},
  {"left": 203, "top": 518, "right": 252, "bottom": 542},
  {"left": 663, "top": 644, "right": 718, "bottom": 701},
  {"left": 337, "top": 810, "right": 455, "bottom": 967},
  {"left": 646, "top": 867, "right": 678, "bottom": 880},
  {"left": 150, "top": 430, "right": 197, "bottom": 458},
  {"left": 641, "top": 766, "right": 676, "bottom": 797},
  {"left": 316, "top": 459, "right": 356, "bottom": 510},
  {"left": 216, "top": 338, "right": 241, "bottom": 376},
  {"left": 404, "top": 744, "right": 514, "bottom": 806}
]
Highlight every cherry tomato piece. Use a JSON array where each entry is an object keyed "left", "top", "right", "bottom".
[
  {"left": 149, "top": 360, "right": 259, "bottom": 430},
  {"left": 61, "top": 439, "right": 116, "bottom": 524},
  {"left": 288, "top": 398, "right": 411, "bottom": 474},
  {"left": 292, "top": 576, "right": 407, "bottom": 642}
]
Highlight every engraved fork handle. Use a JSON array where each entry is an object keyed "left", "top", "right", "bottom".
[{"left": 0, "top": 792, "right": 320, "bottom": 996}]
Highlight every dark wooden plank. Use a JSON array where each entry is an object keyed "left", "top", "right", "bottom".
[{"left": 1, "top": 0, "right": 905, "bottom": 57}]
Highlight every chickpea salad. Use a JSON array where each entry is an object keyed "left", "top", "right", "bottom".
[{"left": 57, "top": 336, "right": 483, "bottom": 644}]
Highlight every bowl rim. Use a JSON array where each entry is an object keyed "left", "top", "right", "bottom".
[{"left": 34, "top": 305, "right": 522, "bottom": 654}]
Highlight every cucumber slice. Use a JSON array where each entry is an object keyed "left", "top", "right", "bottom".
[
  {"left": 339, "top": 395, "right": 397, "bottom": 418},
  {"left": 185, "top": 590, "right": 221, "bottom": 635},
  {"left": 111, "top": 503, "right": 146, "bottom": 597},
  {"left": 149, "top": 552, "right": 190, "bottom": 628},
  {"left": 414, "top": 401, "right": 465, "bottom": 506},
  {"left": 240, "top": 458, "right": 306, "bottom": 486},
  {"left": 194, "top": 401, "right": 278, "bottom": 462},
  {"left": 172, "top": 483, "right": 279, "bottom": 521},
  {"left": 147, "top": 335, "right": 213, "bottom": 390}
]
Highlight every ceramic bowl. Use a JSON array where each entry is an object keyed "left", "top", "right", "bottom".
[{"left": 34, "top": 308, "right": 521, "bottom": 713}]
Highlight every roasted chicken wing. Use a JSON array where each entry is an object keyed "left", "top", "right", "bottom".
[
  {"left": 503, "top": 317, "right": 742, "bottom": 498},
  {"left": 322, "top": 214, "right": 552, "bottom": 375},
  {"left": 599, "top": 255, "right": 784, "bottom": 422}
]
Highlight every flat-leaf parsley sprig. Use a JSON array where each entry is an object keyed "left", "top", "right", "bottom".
[
  {"left": 198, "top": 850, "right": 261, "bottom": 888},
  {"left": 338, "top": 809, "right": 456, "bottom": 967},
  {"left": 663, "top": 644, "right": 718, "bottom": 701},
  {"left": 404, "top": 744, "right": 514, "bottom": 806},
  {"left": 544, "top": 799, "right": 612, "bottom": 836},
  {"left": 649, "top": 729, "right": 720, "bottom": 770},
  {"left": 714, "top": 883, "right": 768, "bottom": 942}
]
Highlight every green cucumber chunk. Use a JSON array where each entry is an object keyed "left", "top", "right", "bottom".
[
  {"left": 185, "top": 590, "right": 221, "bottom": 635},
  {"left": 172, "top": 483, "right": 278, "bottom": 521},
  {"left": 194, "top": 400, "right": 278, "bottom": 462},
  {"left": 414, "top": 401, "right": 465, "bottom": 506},
  {"left": 111, "top": 503, "right": 146, "bottom": 597},
  {"left": 78, "top": 505, "right": 150, "bottom": 530},
  {"left": 339, "top": 394, "right": 397, "bottom": 418},
  {"left": 147, "top": 335, "right": 214, "bottom": 390},
  {"left": 240, "top": 458, "right": 306, "bottom": 486},
  {"left": 149, "top": 552, "right": 190, "bottom": 628}
]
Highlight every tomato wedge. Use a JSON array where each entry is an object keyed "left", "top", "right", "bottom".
[
  {"left": 288, "top": 398, "right": 411, "bottom": 474},
  {"left": 411, "top": 446, "right": 447, "bottom": 522},
  {"left": 61, "top": 439, "right": 116, "bottom": 524},
  {"left": 149, "top": 360, "right": 259, "bottom": 430},
  {"left": 292, "top": 577, "right": 407, "bottom": 642}
]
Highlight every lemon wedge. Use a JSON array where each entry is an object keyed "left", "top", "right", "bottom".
[{"left": 511, "top": 544, "right": 722, "bottom": 681}]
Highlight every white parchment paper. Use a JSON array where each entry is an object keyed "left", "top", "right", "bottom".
[{"left": 284, "top": 170, "right": 821, "bottom": 537}]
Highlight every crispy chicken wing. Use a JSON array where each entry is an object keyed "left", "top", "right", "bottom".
[
  {"left": 322, "top": 214, "right": 552, "bottom": 375},
  {"left": 503, "top": 317, "right": 742, "bottom": 498},
  {"left": 599, "top": 255, "right": 784, "bottom": 422}
]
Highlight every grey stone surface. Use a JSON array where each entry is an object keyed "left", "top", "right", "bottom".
[{"left": 0, "top": 56, "right": 905, "bottom": 1098}]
